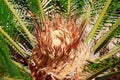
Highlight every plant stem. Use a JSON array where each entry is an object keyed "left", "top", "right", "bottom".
[
  {"left": 37, "top": 0, "right": 45, "bottom": 22},
  {"left": 67, "top": 0, "right": 71, "bottom": 17}
]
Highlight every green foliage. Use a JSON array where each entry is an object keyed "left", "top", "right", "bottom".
[
  {"left": 54, "top": 0, "right": 85, "bottom": 17},
  {"left": 27, "top": 0, "right": 39, "bottom": 15},
  {"left": 86, "top": 0, "right": 112, "bottom": 44},
  {"left": 0, "top": 0, "right": 27, "bottom": 57},
  {"left": 92, "top": 18, "right": 120, "bottom": 53},
  {"left": 0, "top": 38, "right": 31, "bottom": 79},
  {"left": 0, "top": 0, "right": 31, "bottom": 79},
  {"left": 86, "top": 57, "right": 120, "bottom": 80},
  {"left": 0, "top": 0, "right": 120, "bottom": 80},
  {"left": 91, "top": 0, "right": 120, "bottom": 53},
  {"left": 0, "top": 0, "right": 33, "bottom": 56},
  {"left": 0, "top": 0, "right": 16, "bottom": 36}
]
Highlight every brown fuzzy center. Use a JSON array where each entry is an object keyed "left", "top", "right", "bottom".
[{"left": 29, "top": 17, "right": 88, "bottom": 80}]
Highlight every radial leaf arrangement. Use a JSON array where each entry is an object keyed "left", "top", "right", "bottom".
[{"left": 0, "top": 0, "right": 120, "bottom": 80}]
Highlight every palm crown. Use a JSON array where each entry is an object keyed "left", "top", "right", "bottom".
[{"left": 0, "top": 0, "right": 120, "bottom": 80}]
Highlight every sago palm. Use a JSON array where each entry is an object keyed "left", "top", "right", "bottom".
[{"left": 0, "top": 0, "right": 120, "bottom": 80}]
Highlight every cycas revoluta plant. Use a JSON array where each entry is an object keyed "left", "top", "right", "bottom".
[{"left": 0, "top": 0, "right": 120, "bottom": 80}]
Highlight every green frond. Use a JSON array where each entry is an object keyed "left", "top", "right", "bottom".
[
  {"left": 93, "top": 0, "right": 120, "bottom": 40},
  {"left": 86, "top": 57, "right": 120, "bottom": 80},
  {"left": 85, "top": 0, "right": 112, "bottom": 44},
  {"left": 0, "top": 27, "right": 27, "bottom": 57},
  {"left": 91, "top": 18, "right": 120, "bottom": 53},
  {"left": 0, "top": 40, "right": 22, "bottom": 78},
  {"left": 97, "top": 45, "right": 120, "bottom": 61},
  {"left": 0, "top": 0, "right": 33, "bottom": 50},
  {"left": 88, "top": 0, "right": 120, "bottom": 53},
  {"left": 3, "top": 0, "right": 35, "bottom": 47},
  {"left": 79, "top": 5, "right": 91, "bottom": 38},
  {"left": 0, "top": 0, "right": 16, "bottom": 36},
  {"left": 50, "top": 0, "right": 85, "bottom": 17},
  {"left": 27, "top": 0, "right": 53, "bottom": 16}
]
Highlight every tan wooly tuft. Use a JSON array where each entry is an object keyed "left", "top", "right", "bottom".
[{"left": 29, "top": 16, "right": 89, "bottom": 80}]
